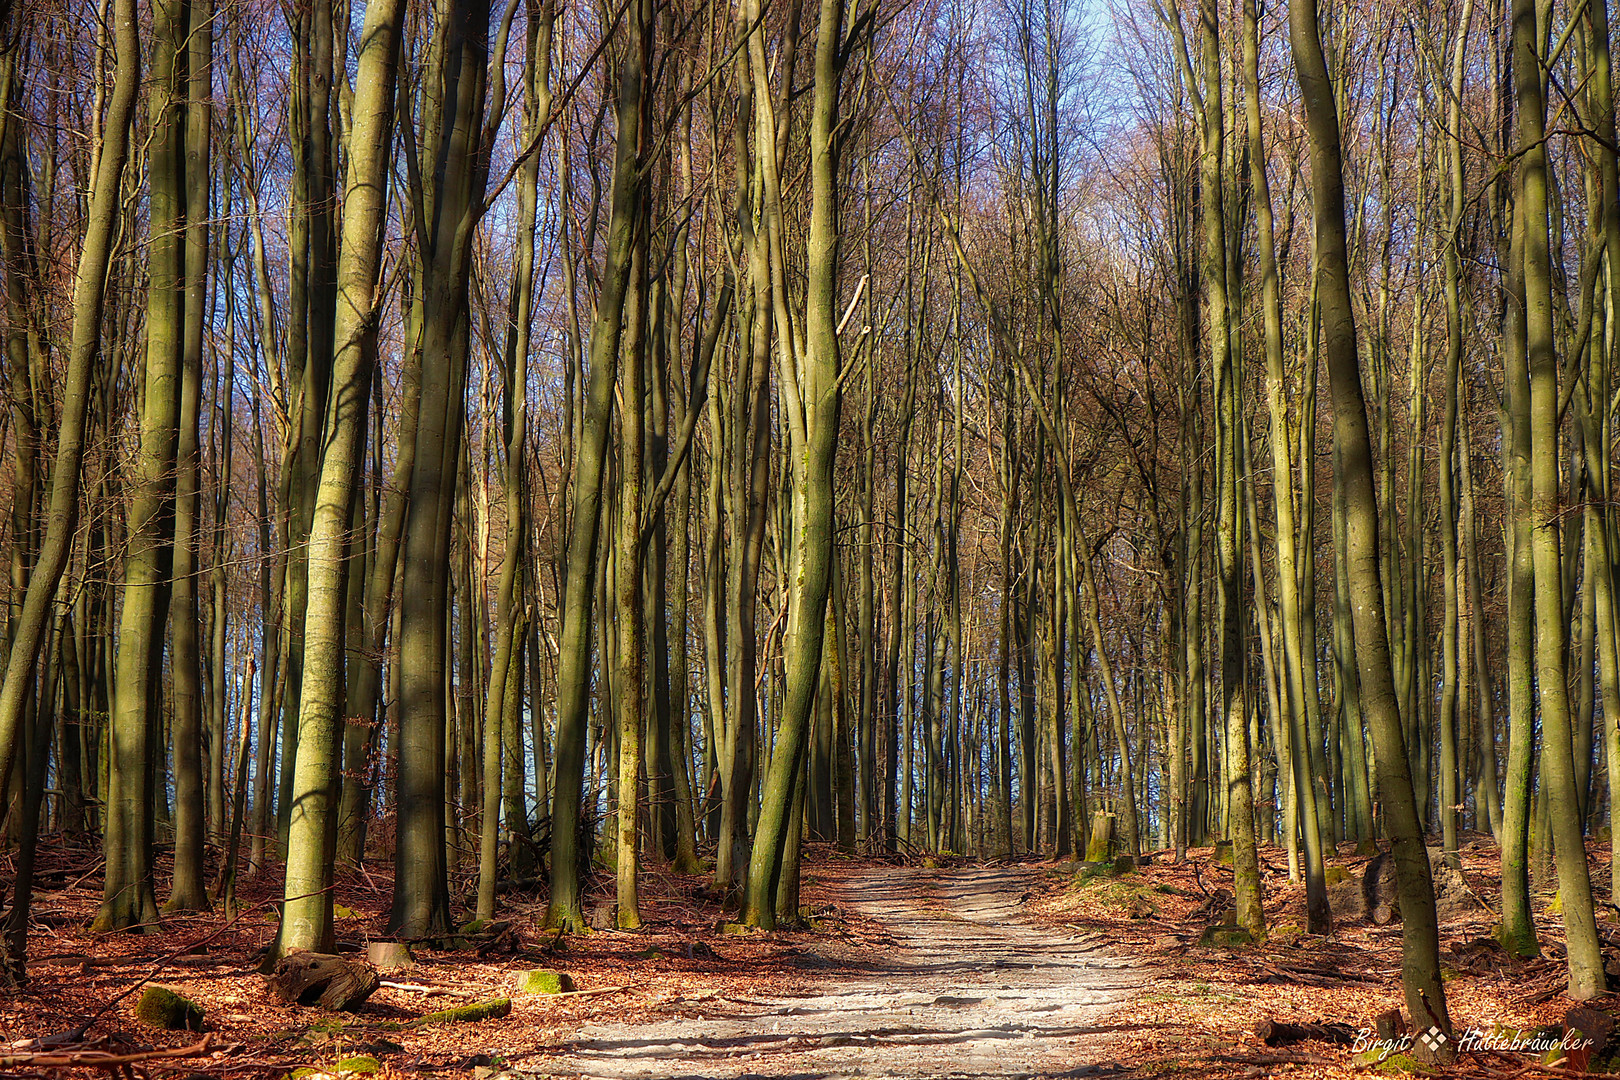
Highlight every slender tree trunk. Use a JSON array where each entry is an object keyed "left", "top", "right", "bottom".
[
  {"left": 1514, "top": 0, "right": 1605, "bottom": 998},
  {"left": 390, "top": 0, "right": 495, "bottom": 940},
  {"left": 97, "top": 0, "right": 189, "bottom": 932},
  {"left": 743, "top": 0, "right": 854, "bottom": 925},
  {"left": 277, "top": 0, "right": 407, "bottom": 956},
  {"left": 545, "top": 0, "right": 644, "bottom": 928},
  {"left": 165, "top": 0, "right": 213, "bottom": 914},
  {"left": 0, "top": 0, "right": 139, "bottom": 872},
  {"left": 1290, "top": 0, "right": 1453, "bottom": 1041}
]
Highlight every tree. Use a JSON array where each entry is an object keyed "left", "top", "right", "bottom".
[
  {"left": 1513, "top": 0, "right": 1606, "bottom": 1000},
  {"left": 276, "top": 0, "right": 408, "bottom": 959},
  {"left": 546, "top": 0, "right": 646, "bottom": 930},
  {"left": 1289, "top": 0, "right": 1453, "bottom": 1043},
  {"left": 96, "top": 0, "right": 190, "bottom": 933},
  {"left": 743, "top": 0, "right": 862, "bottom": 927}
]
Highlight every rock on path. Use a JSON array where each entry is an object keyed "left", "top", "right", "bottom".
[{"left": 526, "top": 866, "right": 1145, "bottom": 1080}]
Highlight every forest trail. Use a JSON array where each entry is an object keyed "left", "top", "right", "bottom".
[{"left": 528, "top": 866, "right": 1146, "bottom": 1079}]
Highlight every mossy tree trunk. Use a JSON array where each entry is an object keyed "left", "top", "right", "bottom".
[
  {"left": 1514, "top": 0, "right": 1606, "bottom": 1000},
  {"left": 742, "top": 0, "right": 857, "bottom": 927},
  {"left": 165, "top": 0, "right": 213, "bottom": 915},
  {"left": 1289, "top": 0, "right": 1453, "bottom": 1041},
  {"left": 277, "top": 0, "right": 408, "bottom": 957},
  {"left": 96, "top": 0, "right": 188, "bottom": 933},
  {"left": 545, "top": 0, "right": 644, "bottom": 929}
]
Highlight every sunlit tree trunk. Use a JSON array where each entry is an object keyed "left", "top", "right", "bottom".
[
  {"left": 1290, "top": 0, "right": 1453, "bottom": 1040},
  {"left": 96, "top": 0, "right": 189, "bottom": 933},
  {"left": 165, "top": 0, "right": 213, "bottom": 915},
  {"left": 545, "top": 0, "right": 644, "bottom": 929},
  {"left": 743, "top": 0, "right": 856, "bottom": 926},
  {"left": 277, "top": 0, "right": 407, "bottom": 956},
  {"left": 1514, "top": 0, "right": 1605, "bottom": 999}
]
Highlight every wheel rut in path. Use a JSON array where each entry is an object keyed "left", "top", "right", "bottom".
[{"left": 530, "top": 865, "right": 1146, "bottom": 1080}]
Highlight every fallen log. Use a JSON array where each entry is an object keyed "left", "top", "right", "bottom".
[
  {"left": 414, "top": 997, "right": 511, "bottom": 1025},
  {"left": 0, "top": 1034, "right": 212, "bottom": 1071},
  {"left": 379, "top": 980, "right": 474, "bottom": 998},
  {"left": 1255, "top": 1019, "right": 1358, "bottom": 1047}
]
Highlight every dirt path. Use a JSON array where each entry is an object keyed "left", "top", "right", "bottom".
[{"left": 525, "top": 866, "right": 1146, "bottom": 1079}]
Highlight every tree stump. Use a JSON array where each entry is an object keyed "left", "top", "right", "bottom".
[
  {"left": 266, "top": 951, "right": 381, "bottom": 1011},
  {"left": 589, "top": 901, "right": 618, "bottom": 931},
  {"left": 1364, "top": 852, "right": 1399, "bottom": 925},
  {"left": 1085, "top": 812, "right": 1115, "bottom": 862},
  {"left": 1564, "top": 1006, "right": 1616, "bottom": 1071},
  {"left": 366, "top": 942, "right": 417, "bottom": 973},
  {"left": 1374, "top": 1008, "right": 1407, "bottom": 1043},
  {"left": 1360, "top": 848, "right": 1480, "bottom": 926},
  {"left": 515, "top": 969, "right": 575, "bottom": 995},
  {"left": 135, "top": 985, "right": 206, "bottom": 1030}
]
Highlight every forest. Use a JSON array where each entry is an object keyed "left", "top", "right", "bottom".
[{"left": 0, "top": 0, "right": 1617, "bottom": 1069}]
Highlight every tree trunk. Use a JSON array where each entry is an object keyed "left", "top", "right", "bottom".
[
  {"left": 1514, "top": 0, "right": 1606, "bottom": 998},
  {"left": 278, "top": 0, "right": 407, "bottom": 957},
  {"left": 1289, "top": 0, "right": 1453, "bottom": 1042},
  {"left": 96, "top": 0, "right": 188, "bottom": 932}
]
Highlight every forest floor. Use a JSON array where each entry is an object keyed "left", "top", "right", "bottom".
[{"left": 0, "top": 834, "right": 1611, "bottom": 1079}]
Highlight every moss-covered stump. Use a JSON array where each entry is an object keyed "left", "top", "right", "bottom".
[
  {"left": 1085, "top": 812, "right": 1116, "bottom": 861},
  {"left": 415, "top": 998, "right": 512, "bottom": 1025},
  {"left": 336, "top": 1056, "right": 381, "bottom": 1075},
  {"left": 1196, "top": 925, "right": 1254, "bottom": 949},
  {"left": 1126, "top": 891, "right": 1159, "bottom": 920},
  {"left": 135, "top": 985, "right": 206, "bottom": 1031},
  {"left": 515, "top": 969, "right": 575, "bottom": 995},
  {"left": 1350, "top": 1050, "right": 1421, "bottom": 1073}
]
